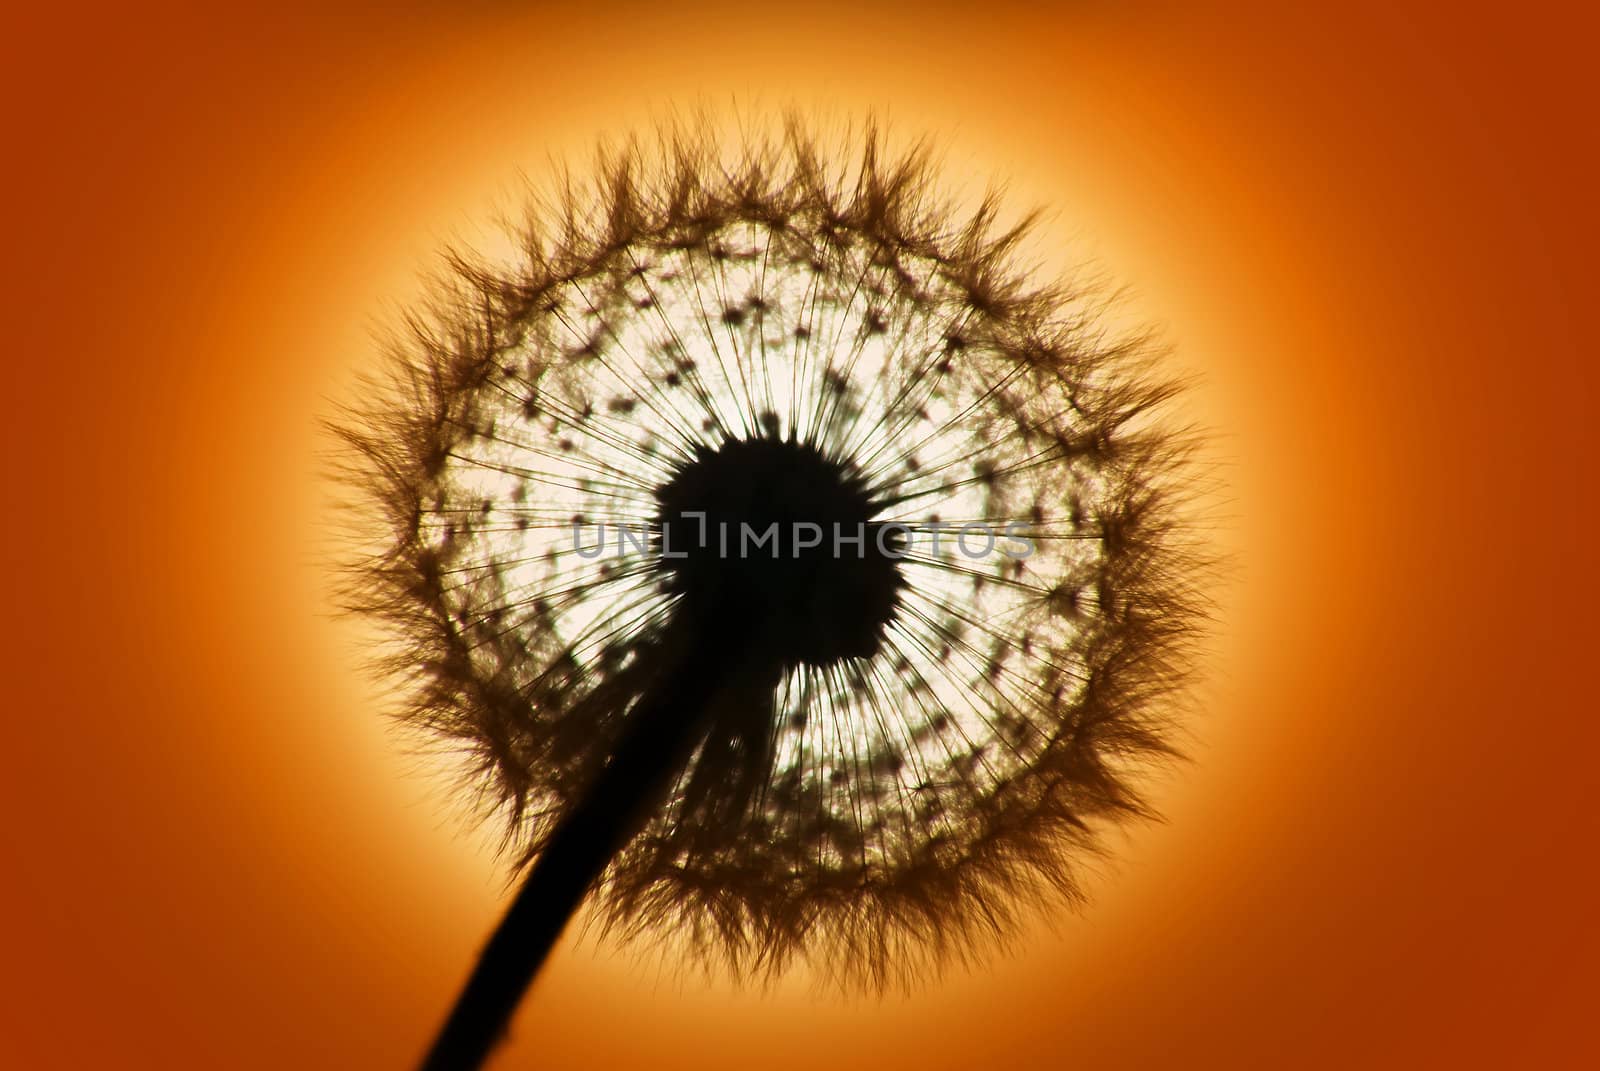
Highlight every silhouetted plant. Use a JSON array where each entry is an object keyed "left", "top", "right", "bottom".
[{"left": 334, "top": 116, "right": 1207, "bottom": 1069}]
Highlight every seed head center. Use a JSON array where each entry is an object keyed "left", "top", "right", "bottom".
[{"left": 653, "top": 436, "right": 905, "bottom": 669}]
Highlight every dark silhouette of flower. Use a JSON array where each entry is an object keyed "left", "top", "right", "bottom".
[{"left": 336, "top": 116, "right": 1206, "bottom": 1064}]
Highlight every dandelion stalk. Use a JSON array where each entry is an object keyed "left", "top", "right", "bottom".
[
  {"left": 335, "top": 116, "right": 1207, "bottom": 1070},
  {"left": 423, "top": 638, "right": 741, "bottom": 1069}
]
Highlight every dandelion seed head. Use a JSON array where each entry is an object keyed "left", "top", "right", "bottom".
[{"left": 336, "top": 118, "right": 1207, "bottom": 990}]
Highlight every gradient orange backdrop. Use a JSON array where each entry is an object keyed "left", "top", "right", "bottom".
[{"left": 4, "top": 3, "right": 1594, "bottom": 1068}]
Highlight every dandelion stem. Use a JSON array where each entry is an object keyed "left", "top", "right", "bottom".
[{"left": 420, "top": 636, "right": 733, "bottom": 1071}]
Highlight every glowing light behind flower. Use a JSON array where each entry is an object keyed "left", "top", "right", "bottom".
[{"left": 11, "top": 6, "right": 1593, "bottom": 1070}]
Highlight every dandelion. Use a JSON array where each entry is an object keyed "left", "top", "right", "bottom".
[{"left": 335, "top": 117, "right": 1206, "bottom": 1069}]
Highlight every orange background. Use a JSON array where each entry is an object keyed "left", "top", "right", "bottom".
[{"left": 4, "top": 3, "right": 1594, "bottom": 1068}]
